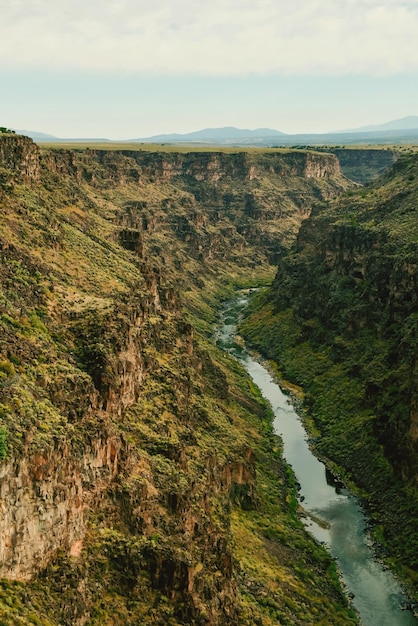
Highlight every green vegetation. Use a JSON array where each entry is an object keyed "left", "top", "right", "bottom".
[
  {"left": 0, "top": 426, "right": 7, "bottom": 459},
  {"left": 240, "top": 152, "right": 418, "bottom": 597},
  {"left": 0, "top": 139, "right": 357, "bottom": 623},
  {"left": 39, "top": 142, "right": 327, "bottom": 154}
]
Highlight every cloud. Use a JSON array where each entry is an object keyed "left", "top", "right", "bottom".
[{"left": 2, "top": 0, "right": 418, "bottom": 75}]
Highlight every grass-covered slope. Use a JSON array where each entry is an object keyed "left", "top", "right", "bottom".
[
  {"left": 241, "top": 152, "right": 418, "bottom": 594},
  {"left": 0, "top": 136, "right": 357, "bottom": 624}
]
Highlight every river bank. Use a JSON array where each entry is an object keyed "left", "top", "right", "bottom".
[{"left": 217, "top": 291, "right": 418, "bottom": 626}]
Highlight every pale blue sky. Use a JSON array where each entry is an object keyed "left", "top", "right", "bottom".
[{"left": 1, "top": 0, "right": 418, "bottom": 139}]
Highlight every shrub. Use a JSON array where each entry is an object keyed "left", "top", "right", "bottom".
[{"left": 0, "top": 427, "right": 8, "bottom": 460}]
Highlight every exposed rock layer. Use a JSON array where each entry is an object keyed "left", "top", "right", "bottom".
[
  {"left": 327, "top": 148, "right": 400, "bottom": 184},
  {"left": 43, "top": 148, "right": 341, "bottom": 185},
  {"left": 0, "top": 134, "right": 41, "bottom": 183}
]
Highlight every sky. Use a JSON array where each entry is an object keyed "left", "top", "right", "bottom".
[{"left": 1, "top": 0, "right": 418, "bottom": 139}]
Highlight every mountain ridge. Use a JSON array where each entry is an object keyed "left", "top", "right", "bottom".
[
  {"left": 350, "top": 115, "right": 418, "bottom": 132},
  {"left": 10, "top": 115, "right": 418, "bottom": 146},
  {"left": 131, "top": 126, "right": 286, "bottom": 142}
]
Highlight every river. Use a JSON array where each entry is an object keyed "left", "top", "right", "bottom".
[{"left": 216, "top": 292, "right": 418, "bottom": 626}]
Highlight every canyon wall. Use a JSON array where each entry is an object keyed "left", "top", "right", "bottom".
[
  {"left": 0, "top": 134, "right": 41, "bottom": 183},
  {"left": 329, "top": 148, "right": 400, "bottom": 184},
  {"left": 241, "top": 152, "right": 418, "bottom": 589},
  {"left": 0, "top": 135, "right": 357, "bottom": 625},
  {"left": 42, "top": 147, "right": 341, "bottom": 186}
]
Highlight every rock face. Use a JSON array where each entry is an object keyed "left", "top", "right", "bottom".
[
  {"left": 0, "top": 136, "right": 357, "bottom": 625},
  {"left": 328, "top": 148, "right": 400, "bottom": 184},
  {"left": 39, "top": 145, "right": 350, "bottom": 267},
  {"left": 0, "top": 238, "right": 252, "bottom": 622},
  {"left": 269, "top": 155, "right": 418, "bottom": 473},
  {"left": 0, "top": 438, "right": 119, "bottom": 580},
  {"left": 0, "top": 134, "right": 41, "bottom": 183},
  {"left": 43, "top": 148, "right": 341, "bottom": 186}
]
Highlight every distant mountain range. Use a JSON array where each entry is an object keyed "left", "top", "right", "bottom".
[
  {"left": 15, "top": 130, "right": 59, "bottom": 141},
  {"left": 134, "top": 117, "right": 418, "bottom": 144},
  {"left": 13, "top": 130, "right": 111, "bottom": 143},
  {"left": 12, "top": 116, "right": 418, "bottom": 146},
  {"left": 350, "top": 115, "right": 418, "bottom": 132},
  {"left": 131, "top": 126, "right": 286, "bottom": 143}
]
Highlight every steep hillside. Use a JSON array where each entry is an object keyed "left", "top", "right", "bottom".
[
  {"left": 0, "top": 135, "right": 357, "bottom": 624},
  {"left": 241, "top": 152, "right": 418, "bottom": 594}
]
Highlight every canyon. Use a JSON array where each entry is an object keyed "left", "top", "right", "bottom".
[
  {"left": 241, "top": 149, "right": 418, "bottom": 602},
  {"left": 0, "top": 133, "right": 415, "bottom": 624}
]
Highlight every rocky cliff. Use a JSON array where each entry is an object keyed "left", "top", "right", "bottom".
[
  {"left": 328, "top": 147, "right": 400, "bottom": 184},
  {"left": 43, "top": 147, "right": 341, "bottom": 185},
  {"left": 240, "top": 152, "right": 418, "bottom": 593},
  {"left": 0, "top": 136, "right": 357, "bottom": 624},
  {"left": 0, "top": 134, "right": 41, "bottom": 184}
]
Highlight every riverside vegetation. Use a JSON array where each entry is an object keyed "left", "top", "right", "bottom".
[{"left": 240, "top": 152, "right": 418, "bottom": 605}]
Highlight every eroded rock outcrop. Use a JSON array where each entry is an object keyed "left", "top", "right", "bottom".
[
  {"left": 42, "top": 148, "right": 341, "bottom": 188},
  {"left": 0, "top": 437, "right": 119, "bottom": 580},
  {"left": 0, "top": 134, "right": 41, "bottom": 183}
]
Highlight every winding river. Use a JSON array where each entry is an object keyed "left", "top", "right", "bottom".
[{"left": 216, "top": 292, "right": 418, "bottom": 626}]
